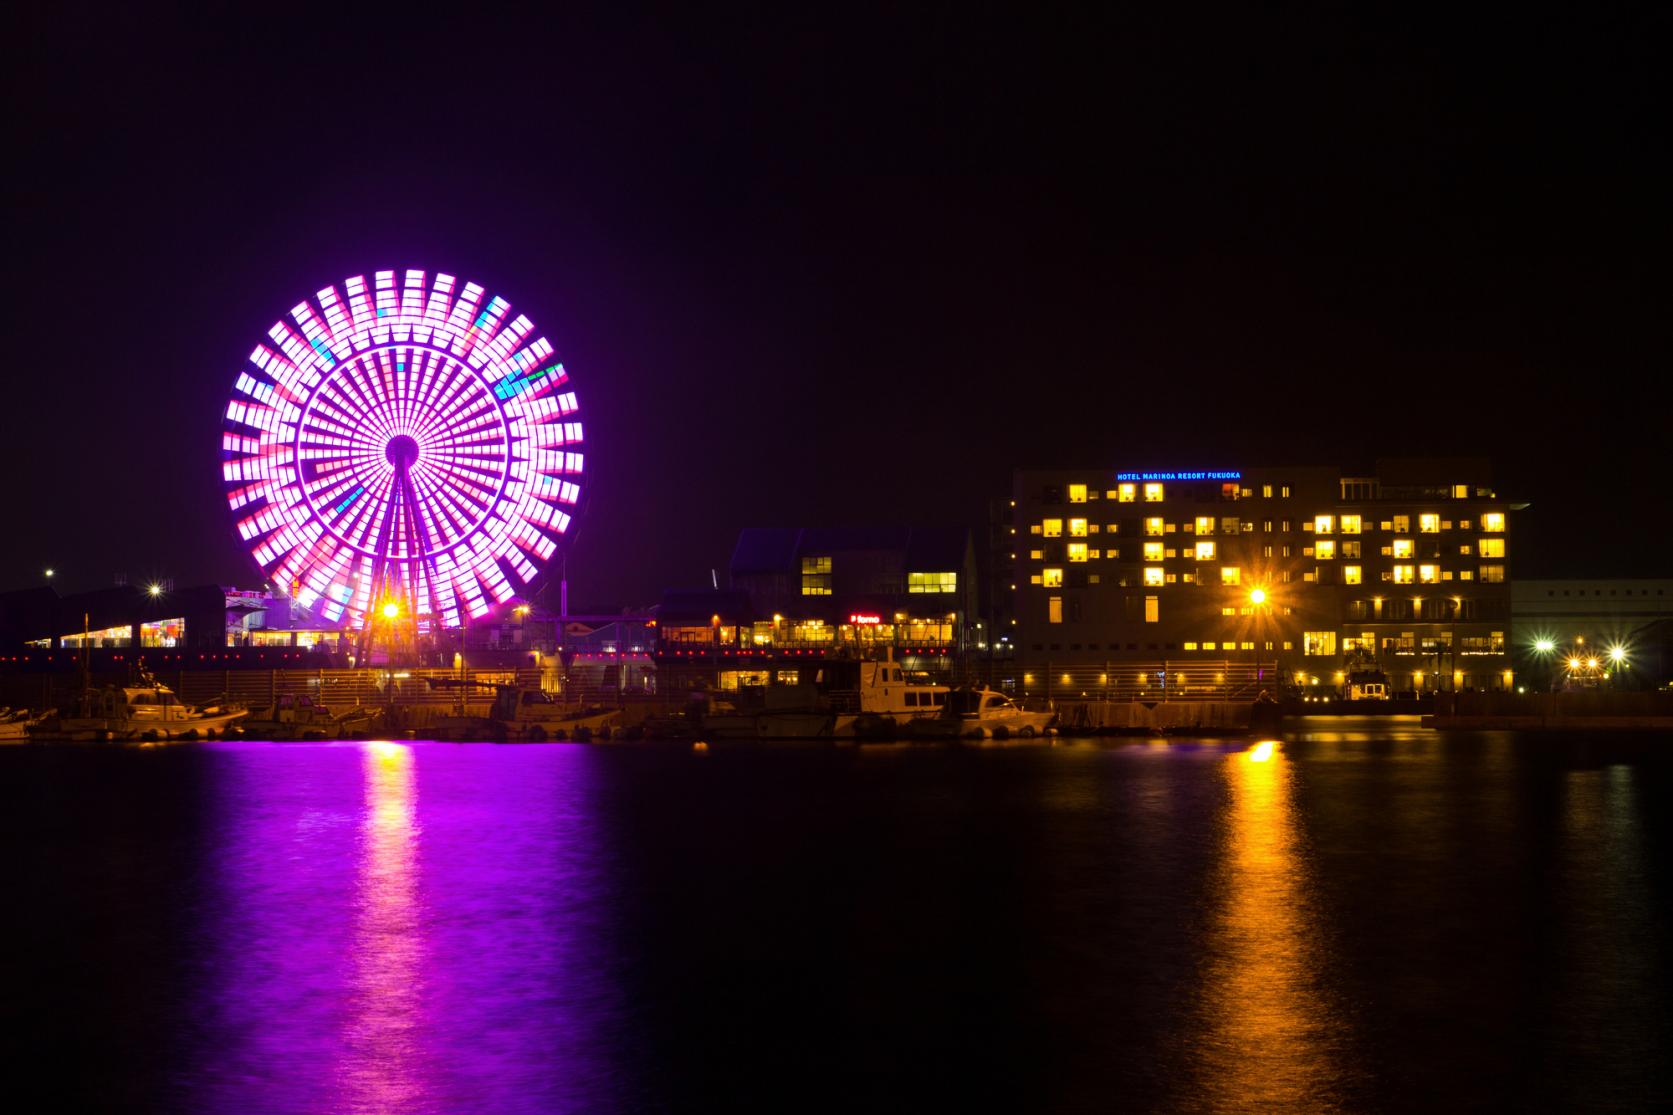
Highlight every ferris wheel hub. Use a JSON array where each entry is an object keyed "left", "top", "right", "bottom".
[{"left": 384, "top": 434, "right": 420, "bottom": 468}]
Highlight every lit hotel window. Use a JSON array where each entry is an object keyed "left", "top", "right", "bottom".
[
  {"left": 1479, "top": 538, "right": 1505, "bottom": 558},
  {"left": 1048, "top": 596, "right": 1063, "bottom": 623},
  {"left": 1315, "top": 540, "right": 1335, "bottom": 560},
  {"left": 1315, "top": 515, "right": 1334, "bottom": 534},
  {"left": 1043, "top": 568, "right": 1064, "bottom": 588},
  {"left": 1195, "top": 516, "right": 1215, "bottom": 535},
  {"left": 1420, "top": 564, "right": 1439, "bottom": 584},
  {"left": 1042, "top": 519, "right": 1062, "bottom": 537},
  {"left": 1221, "top": 566, "right": 1241, "bottom": 586},
  {"left": 1067, "top": 543, "right": 1088, "bottom": 563},
  {"left": 1143, "top": 542, "right": 1164, "bottom": 562},
  {"left": 1029, "top": 549, "right": 1043, "bottom": 560},
  {"left": 907, "top": 572, "right": 957, "bottom": 593},
  {"left": 1184, "top": 641, "right": 1198, "bottom": 651},
  {"left": 1420, "top": 513, "right": 1440, "bottom": 533},
  {"left": 1118, "top": 483, "right": 1136, "bottom": 503},
  {"left": 1344, "top": 565, "right": 1361, "bottom": 584},
  {"left": 1393, "top": 515, "right": 1410, "bottom": 533},
  {"left": 1068, "top": 484, "right": 1087, "bottom": 503},
  {"left": 1143, "top": 567, "right": 1165, "bottom": 586},
  {"left": 1479, "top": 565, "right": 1505, "bottom": 583},
  {"left": 1261, "top": 484, "right": 1273, "bottom": 498},
  {"left": 1482, "top": 512, "right": 1505, "bottom": 532},
  {"left": 1145, "top": 596, "right": 1160, "bottom": 623},
  {"left": 1068, "top": 518, "right": 1088, "bottom": 537},
  {"left": 1144, "top": 483, "right": 1164, "bottom": 502},
  {"left": 1340, "top": 514, "right": 1361, "bottom": 534},
  {"left": 1304, "top": 631, "right": 1338, "bottom": 656},
  {"left": 1393, "top": 565, "right": 1415, "bottom": 584},
  {"left": 1146, "top": 517, "right": 1165, "bottom": 536},
  {"left": 1393, "top": 538, "right": 1414, "bottom": 559},
  {"left": 1453, "top": 484, "right": 1470, "bottom": 499},
  {"left": 1194, "top": 541, "right": 1216, "bottom": 561},
  {"left": 801, "top": 555, "right": 832, "bottom": 595}
]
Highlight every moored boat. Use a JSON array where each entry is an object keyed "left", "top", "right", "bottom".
[{"left": 28, "top": 682, "right": 247, "bottom": 741}]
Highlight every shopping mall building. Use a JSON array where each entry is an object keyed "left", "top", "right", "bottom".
[{"left": 1010, "top": 458, "right": 1518, "bottom": 697}]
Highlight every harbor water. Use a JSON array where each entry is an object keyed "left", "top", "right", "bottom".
[{"left": 3, "top": 719, "right": 1670, "bottom": 1112}]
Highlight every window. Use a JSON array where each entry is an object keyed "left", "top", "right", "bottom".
[
  {"left": 1184, "top": 642, "right": 1198, "bottom": 651},
  {"left": 1479, "top": 538, "right": 1505, "bottom": 558},
  {"left": 1482, "top": 512, "right": 1505, "bottom": 532},
  {"left": 801, "top": 555, "right": 832, "bottom": 595},
  {"left": 1145, "top": 517, "right": 1165, "bottom": 536},
  {"left": 1068, "top": 483, "right": 1087, "bottom": 503},
  {"left": 1143, "top": 542, "right": 1164, "bottom": 562},
  {"left": 1221, "top": 566, "right": 1241, "bottom": 586},
  {"left": 1043, "top": 568, "right": 1064, "bottom": 588},
  {"left": 1453, "top": 484, "right": 1470, "bottom": 499},
  {"left": 1342, "top": 540, "right": 1361, "bottom": 558},
  {"left": 1393, "top": 565, "right": 1415, "bottom": 584},
  {"left": 1067, "top": 518, "right": 1088, "bottom": 538},
  {"left": 1392, "top": 515, "right": 1410, "bottom": 533},
  {"left": 1304, "top": 631, "right": 1338, "bottom": 656},
  {"left": 1067, "top": 542, "right": 1088, "bottom": 563},
  {"left": 1144, "top": 595, "right": 1160, "bottom": 623},
  {"left": 1281, "top": 485, "right": 1291, "bottom": 498},
  {"left": 1144, "top": 483, "right": 1164, "bottom": 502},
  {"left": 1419, "top": 564, "right": 1439, "bottom": 584},
  {"left": 1479, "top": 565, "right": 1505, "bottom": 583},
  {"left": 1340, "top": 514, "right": 1361, "bottom": 534},
  {"left": 1195, "top": 516, "right": 1215, "bottom": 535},
  {"left": 1118, "top": 483, "right": 1136, "bottom": 503},
  {"left": 1315, "top": 540, "right": 1335, "bottom": 560},
  {"left": 1048, "top": 596, "right": 1063, "bottom": 623},
  {"left": 1420, "top": 513, "right": 1440, "bottom": 533},
  {"left": 1261, "top": 484, "right": 1273, "bottom": 498},
  {"left": 1143, "top": 566, "right": 1164, "bottom": 586},
  {"left": 1029, "top": 549, "right": 1043, "bottom": 560},
  {"left": 1344, "top": 565, "right": 1361, "bottom": 585},
  {"left": 1315, "top": 515, "right": 1334, "bottom": 534},
  {"left": 1042, "top": 519, "right": 1062, "bottom": 537},
  {"left": 1195, "top": 541, "right": 1216, "bottom": 561},
  {"left": 1393, "top": 538, "right": 1414, "bottom": 559},
  {"left": 907, "top": 572, "right": 957, "bottom": 593}
]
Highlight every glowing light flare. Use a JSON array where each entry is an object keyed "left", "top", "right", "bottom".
[{"left": 1248, "top": 740, "right": 1277, "bottom": 763}]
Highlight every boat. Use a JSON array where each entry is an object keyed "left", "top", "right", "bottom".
[
  {"left": 906, "top": 687, "right": 1056, "bottom": 740},
  {"left": 0, "top": 707, "right": 53, "bottom": 742},
  {"left": 241, "top": 693, "right": 380, "bottom": 740},
  {"left": 700, "top": 652, "right": 951, "bottom": 739},
  {"left": 28, "top": 681, "right": 248, "bottom": 741},
  {"left": 433, "top": 685, "right": 624, "bottom": 741}
]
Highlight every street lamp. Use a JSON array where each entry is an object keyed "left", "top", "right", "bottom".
[
  {"left": 1249, "top": 587, "right": 1269, "bottom": 694},
  {"left": 382, "top": 601, "right": 400, "bottom": 619},
  {"left": 147, "top": 583, "right": 163, "bottom": 598}
]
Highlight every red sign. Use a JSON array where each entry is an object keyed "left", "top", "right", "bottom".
[{"left": 849, "top": 613, "right": 882, "bottom": 625}]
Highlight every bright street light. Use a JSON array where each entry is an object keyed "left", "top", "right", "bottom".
[
  {"left": 44, "top": 568, "right": 54, "bottom": 579},
  {"left": 147, "top": 583, "right": 163, "bottom": 597},
  {"left": 1249, "top": 588, "right": 1267, "bottom": 605},
  {"left": 1608, "top": 645, "right": 1627, "bottom": 664},
  {"left": 1534, "top": 639, "right": 1555, "bottom": 653}
]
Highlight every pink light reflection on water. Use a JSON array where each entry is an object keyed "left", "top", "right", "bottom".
[{"left": 188, "top": 741, "right": 641, "bottom": 1114}]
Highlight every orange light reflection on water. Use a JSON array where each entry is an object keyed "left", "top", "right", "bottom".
[
  {"left": 336, "top": 741, "right": 428, "bottom": 1112},
  {"left": 1183, "top": 740, "right": 1348, "bottom": 1110}
]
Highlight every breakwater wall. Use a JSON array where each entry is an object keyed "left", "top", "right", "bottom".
[{"left": 1425, "top": 691, "right": 1673, "bottom": 730}]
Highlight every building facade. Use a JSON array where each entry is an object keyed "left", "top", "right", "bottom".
[
  {"left": 653, "top": 527, "right": 978, "bottom": 693},
  {"left": 1512, "top": 579, "right": 1673, "bottom": 689},
  {"left": 1012, "top": 459, "right": 1516, "bottom": 696}
]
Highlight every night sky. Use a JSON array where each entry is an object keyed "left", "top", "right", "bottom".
[{"left": 4, "top": 7, "right": 1667, "bottom": 605}]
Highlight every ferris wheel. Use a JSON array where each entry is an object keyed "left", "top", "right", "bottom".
[{"left": 221, "top": 269, "right": 583, "bottom": 630}]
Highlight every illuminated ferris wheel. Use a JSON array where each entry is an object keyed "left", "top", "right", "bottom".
[{"left": 221, "top": 269, "right": 583, "bottom": 630}]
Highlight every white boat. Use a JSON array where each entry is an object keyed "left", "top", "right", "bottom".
[
  {"left": 242, "top": 693, "right": 379, "bottom": 740},
  {"left": 907, "top": 687, "right": 1056, "bottom": 740},
  {"left": 28, "top": 683, "right": 248, "bottom": 741},
  {"left": 0, "top": 707, "right": 53, "bottom": 742},
  {"left": 740, "top": 655, "right": 950, "bottom": 739}
]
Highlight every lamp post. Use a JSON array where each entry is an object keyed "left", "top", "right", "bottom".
[{"left": 1249, "top": 587, "right": 1268, "bottom": 695}]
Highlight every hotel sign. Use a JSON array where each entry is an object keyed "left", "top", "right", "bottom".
[{"left": 1115, "top": 470, "right": 1242, "bottom": 481}]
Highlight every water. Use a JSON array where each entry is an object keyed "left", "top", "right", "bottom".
[{"left": 3, "top": 721, "right": 1670, "bottom": 1112}]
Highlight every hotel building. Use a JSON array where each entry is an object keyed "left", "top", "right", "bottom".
[{"left": 1011, "top": 459, "right": 1516, "bottom": 696}]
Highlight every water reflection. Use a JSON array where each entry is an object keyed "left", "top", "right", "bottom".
[
  {"left": 1181, "top": 741, "right": 1350, "bottom": 1111},
  {"left": 335, "top": 741, "right": 427, "bottom": 1112}
]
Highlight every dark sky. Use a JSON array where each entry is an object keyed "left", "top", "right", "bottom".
[{"left": 4, "top": 6, "right": 1667, "bottom": 604}]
